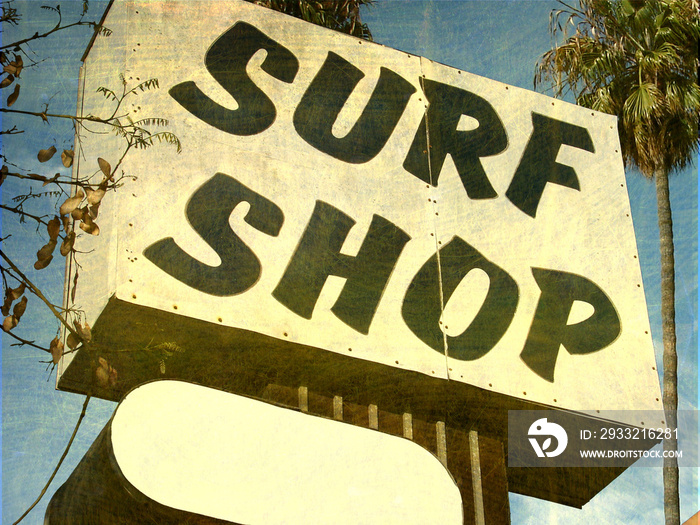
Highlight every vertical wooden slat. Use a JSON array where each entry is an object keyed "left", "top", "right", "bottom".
[
  {"left": 436, "top": 421, "right": 447, "bottom": 466},
  {"left": 403, "top": 412, "right": 413, "bottom": 440},
  {"left": 368, "top": 404, "right": 378, "bottom": 429},
  {"left": 469, "top": 430, "right": 486, "bottom": 525},
  {"left": 298, "top": 386, "right": 308, "bottom": 413},
  {"left": 333, "top": 396, "right": 343, "bottom": 420}
]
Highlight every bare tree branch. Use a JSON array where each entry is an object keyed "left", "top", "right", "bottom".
[
  {"left": 0, "top": 203, "right": 53, "bottom": 229},
  {"left": 12, "top": 395, "right": 91, "bottom": 525},
  {"left": 1, "top": 126, "right": 24, "bottom": 135},
  {"left": 0, "top": 250, "right": 79, "bottom": 338},
  {"left": 5, "top": 330, "right": 51, "bottom": 353},
  {"left": 1, "top": 20, "right": 96, "bottom": 52}
]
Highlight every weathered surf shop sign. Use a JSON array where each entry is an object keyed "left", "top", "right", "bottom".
[{"left": 58, "top": 0, "right": 662, "bottom": 427}]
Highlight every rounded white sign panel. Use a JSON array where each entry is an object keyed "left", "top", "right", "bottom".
[{"left": 111, "top": 380, "right": 463, "bottom": 524}]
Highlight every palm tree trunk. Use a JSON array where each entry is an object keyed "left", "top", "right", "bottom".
[{"left": 655, "top": 168, "right": 679, "bottom": 525}]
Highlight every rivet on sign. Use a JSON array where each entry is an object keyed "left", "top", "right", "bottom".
[
  {"left": 283, "top": 332, "right": 288, "bottom": 337},
  {"left": 645, "top": 330, "right": 648, "bottom": 334},
  {"left": 641, "top": 421, "right": 645, "bottom": 425},
  {"left": 129, "top": 223, "right": 133, "bottom": 227},
  {"left": 348, "top": 348, "right": 352, "bottom": 352},
  {"left": 552, "top": 102, "right": 555, "bottom": 105},
  {"left": 523, "top": 391, "right": 527, "bottom": 395},
  {"left": 553, "top": 398, "right": 557, "bottom": 402},
  {"left": 395, "top": 360, "right": 399, "bottom": 364},
  {"left": 652, "top": 367, "right": 656, "bottom": 370},
  {"left": 173, "top": 305, "right": 178, "bottom": 310},
  {"left": 489, "top": 383, "right": 493, "bottom": 387},
  {"left": 218, "top": 317, "right": 222, "bottom": 323},
  {"left": 132, "top": 294, "right": 137, "bottom": 299}
]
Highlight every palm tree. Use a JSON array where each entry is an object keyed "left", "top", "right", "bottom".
[
  {"left": 244, "top": 0, "right": 375, "bottom": 40},
  {"left": 535, "top": 1, "right": 699, "bottom": 523}
]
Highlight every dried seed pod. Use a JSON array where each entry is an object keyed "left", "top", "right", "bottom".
[
  {"left": 37, "top": 145, "right": 57, "bottom": 163},
  {"left": 59, "top": 189, "right": 85, "bottom": 216},
  {"left": 61, "top": 149, "right": 74, "bottom": 168}
]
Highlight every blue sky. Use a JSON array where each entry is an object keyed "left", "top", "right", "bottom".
[{"left": 1, "top": 1, "right": 697, "bottom": 523}]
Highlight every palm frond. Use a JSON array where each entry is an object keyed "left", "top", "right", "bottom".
[
  {"left": 623, "top": 82, "right": 663, "bottom": 122},
  {"left": 535, "top": 0, "right": 699, "bottom": 177}
]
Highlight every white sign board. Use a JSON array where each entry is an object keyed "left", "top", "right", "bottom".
[
  {"left": 61, "top": 0, "right": 662, "bottom": 423},
  {"left": 110, "top": 380, "right": 463, "bottom": 524}
]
